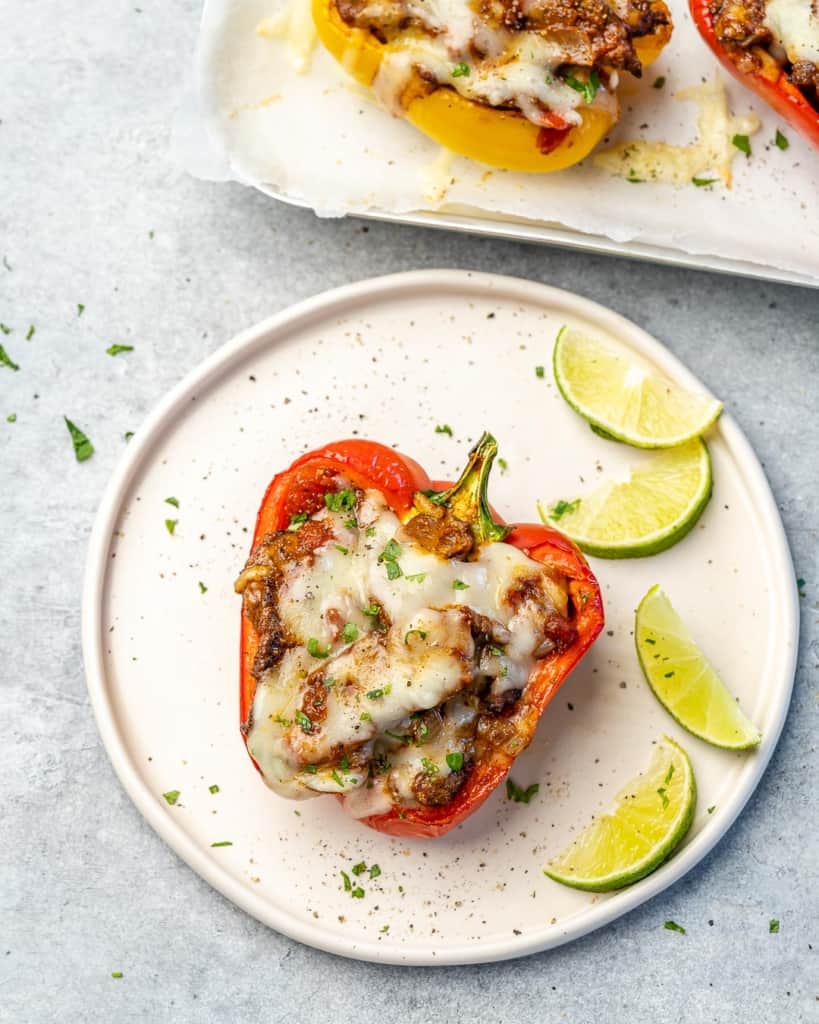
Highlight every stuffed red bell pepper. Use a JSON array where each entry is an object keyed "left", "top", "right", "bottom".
[
  {"left": 234, "top": 433, "right": 604, "bottom": 838},
  {"left": 690, "top": 0, "right": 819, "bottom": 148}
]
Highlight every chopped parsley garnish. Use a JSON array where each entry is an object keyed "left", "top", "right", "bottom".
[
  {"left": 451, "top": 62, "right": 470, "bottom": 77},
  {"left": 405, "top": 572, "right": 427, "bottom": 583},
  {"left": 692, "top": 176, "right": 719, "bottom": 187},
  {"left": 413, "top": 719, "right": 429, "bottom": 745},
  {"left": 498, "top": 457, "right": 508, "bottom": 472},
  {"left": 124, "top": 431, "right": 134, "bottom": 442},
  {"left": 769, "top": 919, "right": 780, "bottom": 933},
  {"left": 335, "top": 544, "right": 349, "bottom": 555},
  {"left": 359, "top": 711, "right": 372, "bottom": 722},
  {"left": 369, "top": 864, "right": 381, "bottom": 879},
  {"left": 340, "top": 756, "right": 350, "bottom": 770},
  {"left": 208, "top": 784, "right": 220, "bottom": 794},
  {"left": 549, "top": 498, "right": 580, "bottom": 521},
  {"left": 106, "top": 343, "right": 134, "bottom": 356},
  {"left": 657, "top": 787, "right": 669, "bottom": 809},
  {"left": 307, "top": 637, "right": 330, "bottom": 658},
  {"left": 287, "top": 511, "right": 309, "bottom": 531},
  {"left": 363, "top": 603, "right": 381, "bottom": 618},
  {"left": 324, "top": 677, "right": 336, "bottom": 689},
  {"left": 352, "top": 861, "right": 367, "bottom": 876},
  {"left": 164, "top": 518, "right": 178, "bottom": 535},
  {"left": 365, "top": 525, "right": 377, "bottom": 537},
  {"left": 446, "top": 751, "right": 464, "bottom": 771},
  {"left": 385, "top": 730, "right": 410, "bottom": 743},
  {"left": 111, "top": 972, "right": 123, "bottom": 979},
  {"left": 304, "top": 764, "right": 318, "bottom": 774},
  {"left": 435, "top": 424, "right": 454, "bottom": 436},
  {"left": 489, "top": 644, "right": 505, "bottom": 657},
  {"left": 378, "top": 539, "right": 403, "bottom": 579},
  {"left": 421, "top": 757, "right": 439, "bottom": 775},
  {"left": 653, "top": 75, "right": 666, "bottom": 89},
  {"left": 162, "top": 790, "right": 180, "bottom": 805},
  {"left": 565, "top": 68, "right": 600, "bottom": 104},
  {"left": 351, "top": 886, "right": 365, "bottom": 898},
  {"left": 404, "top": 628, "right": 428, "bottom": 644},
  {"left": 664, "top": 920, "right": 686, "bottom": 934},
  {"left": 26, "top": 325, "right": 35, "bottom": 341},
  {"left": 0, "top": 345, "right": 20, "bottom": 371},
  {"left": 707, "top": 804, "right": 716, "bottom": 814},
  {"left": 341, "top": 870, "right": 352, "bottom": 891},
  {"left": 77, "top": 303, "right": 85, "bottom": 316},
  {"left": 198, "top": 581, "right": 208, "bottom": 594},
  {"left": 325, "top": 488, "right": 356, "bottom": 512},
  {"left": 294, "top": 709, "right": 312, "bottom": 733},
  {"left": 341, "top": 622, "right": 359, "bottom": 643},
  {"left": 506, "top": 778, "right": 539, "bottom": 803},
  {"left": 367, "top": 686, "right": 391, "bottom": 699},
  {"left": 7, "top": 413, "right": 16, "bottom": 423},
  {"left": 774, "top": 129, "right": 789, "bottom": 151},
  {"left": 535, "top": 365, "right": 545, "bottom": 378},
  {"left": 452, "top": 579, "right": 469, "bottom": 590},
  {"left": 331, "top": 769, "right": 345, "bottom": 787},
  {"left": 165, "top": 496, "right": 179, "bottom": 508},
  {"left": 64, "top": 417, "right": 94, "bottom": 462},
  {"left": 732, "top": 134, "right": 751, "bottom": 157},
  {"left": 0, "top": 323, "right": 10, "bottom": 334}
]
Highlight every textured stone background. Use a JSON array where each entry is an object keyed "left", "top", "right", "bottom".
[{"left": 1, "top": 3, "right": 817, "bottom": 1021}]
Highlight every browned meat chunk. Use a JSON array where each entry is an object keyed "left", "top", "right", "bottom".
[
  {"left": 709, "top": 0, "right": 771, "bottom": 45},
  {"left": 403, "top": 493, "right": 474, "bottom": 558},
  {"left": 411, "top": 764, "right": 469, "bottom": 805}
]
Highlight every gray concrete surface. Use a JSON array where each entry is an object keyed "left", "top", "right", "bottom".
[{"left": 1, "top": 2, "right": 817, "bottom": 1022}]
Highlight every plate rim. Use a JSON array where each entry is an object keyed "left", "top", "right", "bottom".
[{"left": 81, "top": 269, "right": 799, "bottom": 966}]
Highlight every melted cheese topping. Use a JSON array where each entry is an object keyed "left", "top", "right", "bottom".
[
  {"left": 764, "top": 0, "right": 819, "bottom": 65},
  {"left": 245, "top": 489, "right": 568, "bottom": 813},
  {"left": 358, "top": 0, "right": 610, "bottom": 126},
  {"left": 593, "top": 77, "right": 760, "bottom": 188}
]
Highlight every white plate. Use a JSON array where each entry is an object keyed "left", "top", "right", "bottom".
[{"left": 82, "top": 270, "right": 798, "bottom": 965}]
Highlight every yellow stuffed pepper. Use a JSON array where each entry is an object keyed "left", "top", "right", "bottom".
[{"left": 313, "top": 0, "right": 672, "bottom": 173}]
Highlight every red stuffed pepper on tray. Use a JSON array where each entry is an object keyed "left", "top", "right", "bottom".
[
  {"left": 691, "top": 0, "right": 819, "bottom": 147},
  {"left": 235, "top": 433, "right": 604, "bottom": 838}
]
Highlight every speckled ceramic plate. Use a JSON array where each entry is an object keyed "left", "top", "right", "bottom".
[{"left": 82, "top": 270, "right": 798, "bottom": 965}]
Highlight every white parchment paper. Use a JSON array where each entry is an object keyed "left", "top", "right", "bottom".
[{"left": 178, "top": 0, "right": 819, "bottom": 280}]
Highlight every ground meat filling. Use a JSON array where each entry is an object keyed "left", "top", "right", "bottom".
[
  {"left": 239, "top": 485, "right": 578, "bottom": 811},
  {"left": 709, "top": 0, "right": 819, "bottom": 106},
  {"left": 336, "top": 0, "right": 671, "bottom": 75}
]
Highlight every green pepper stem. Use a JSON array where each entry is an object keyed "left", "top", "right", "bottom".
[{"left": 427, "top": 431, "right": 510, "bottom": 545}]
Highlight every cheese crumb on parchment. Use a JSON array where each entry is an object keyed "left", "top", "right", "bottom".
[
  {"left": 257, "top": 0, "right": 317, "bottom": 73},
  {"left": 593, "top": 77, "right": 760, "bottom": 188}
]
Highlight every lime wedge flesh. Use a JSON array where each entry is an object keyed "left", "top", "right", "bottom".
[
  {"left": 539, "top": 439, "right": 712, "bottom": 558},
  {"left": 554, "top": 325, "right": 723, "bottom": 448},
  {"left": 636, "top": 585, "right": 761, "bottom": 749},
  {"left": 545, "top": 736, "right": 696, "bottom": 892}
]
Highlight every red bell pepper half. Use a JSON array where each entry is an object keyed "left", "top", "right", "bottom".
[
  {"left": 239, "top": 433, "right": 604, "bottom": 838},
  {"left": 689, "top": 0, "right": 819, "bottom": 148}
]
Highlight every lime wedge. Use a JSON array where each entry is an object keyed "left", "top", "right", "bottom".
[
  {"left": 539, "top": 439, "right": 712, "bottom": 558},
  {"left": 554, "top": 326, "right": 723, "bottom": 448},
  {"left": 545, "top": 736, "right": 696, "bottom": 892},
  {"left": 636, "top": 585, "right": 761, "bottom": 749}
]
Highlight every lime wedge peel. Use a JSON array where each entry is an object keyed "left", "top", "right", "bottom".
[
  {"left": 554, "top": 325, "right": 723, "bottom": 449},
  {"left": 545, "top": 736, "right": 696, "bottom": 893},
  {"left": 538, "top": 439, "right": 713, "bottom": 559},
  {"left": 636, "top": 585, "right": 762, "bottom": 750}
]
